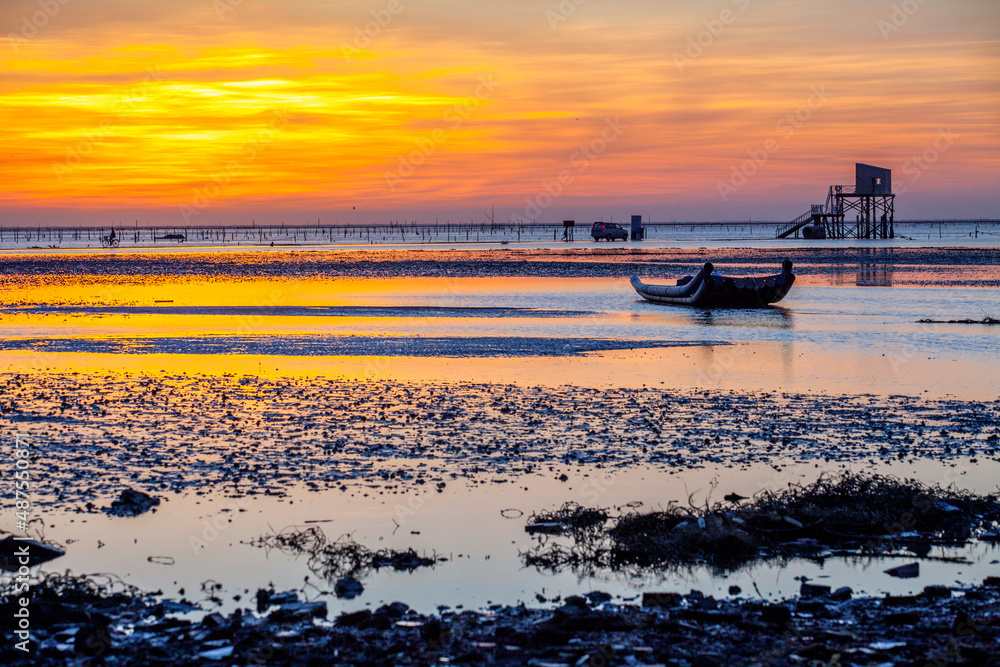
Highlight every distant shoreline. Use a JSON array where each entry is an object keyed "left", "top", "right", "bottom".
[
  {"left": 0, "top": 219, "right": 997, "bottom": 252},
  {"left": 0, "top": 219, "right": 997, "bottom": 230}
]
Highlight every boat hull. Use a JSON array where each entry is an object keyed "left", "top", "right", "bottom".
[{"left": 631, "top": 261, "right": 795, "bottom": 309}]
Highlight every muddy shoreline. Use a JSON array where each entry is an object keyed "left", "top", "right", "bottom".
[
  {"left": 3, "top": 373, "right": 998, "bottom": 510},
  {"left": 3, "top": 574, "right": 999, "bottom": 666},
  {"left": 1, "top": 247, "right": 998, "bottom": 287}
]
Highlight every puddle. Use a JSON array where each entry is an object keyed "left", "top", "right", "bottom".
[{"left": 27, "top": 459, "right": 1000, "bottom": 617}]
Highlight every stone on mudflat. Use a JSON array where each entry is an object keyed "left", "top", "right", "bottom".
[
  {"left": 584, "top": 591, "right": 612, "bottom": 606},
  {"left": 642, "top": 592, "right": 682, "bottom": 608},
  {"left": 375, "top": 602, "right": 409, "bottom": 618},
  {"left": 884, "top": 611, "right": 921, "bottom": 625},
  {"left": 884, "top": 562, "right": 919, "bottom": 579},
  {"left": 201, "top": 612, "right": 227, "bottom": 628},
  {"left": 831, "top": 587, "right": 853, "bottom": 602},
  {"left": 336, "top": 609, "right": 373, "bottom": 627},
  {"left": 761, "top": 604, "right": 792, "bottom": 626},
  {"left": 334, "top": 576, "right": 364, "bottom": 599},
  {"left": 269, "top": 601, "right": 327, "bottom": 623},
  {"left": 0, "top": 535, "right": 65, "bottom": 570},
  {"left": 921, "top": 585, "right": 951, "bottom": 599},
  {"left": 104, "top": 488, "right": 160, "bottom": 517},
  {"left": 799, "top": 582, "right": 831, "bottom": 598}
]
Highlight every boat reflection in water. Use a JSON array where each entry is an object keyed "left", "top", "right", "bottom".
[{"left": 686, "top": 305, "right": 794, "bottom": 330}]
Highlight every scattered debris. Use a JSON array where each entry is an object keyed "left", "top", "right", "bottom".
[{"left": 146, "top": 556, "right": 175, "bottom": 566}]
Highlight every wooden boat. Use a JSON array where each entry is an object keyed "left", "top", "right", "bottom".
[{"left": 631, "top": 260, "right": 795, "bottom": 308}]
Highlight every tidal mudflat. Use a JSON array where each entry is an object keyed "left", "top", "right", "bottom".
[{"left": 1, "top": 245, "right": 999, "bottom": 665}]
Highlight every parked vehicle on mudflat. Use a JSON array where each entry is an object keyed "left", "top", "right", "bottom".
[{"left": 591, "top": 222, "right": 628, "bottom": 241}]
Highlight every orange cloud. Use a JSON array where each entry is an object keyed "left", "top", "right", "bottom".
[{"left": 0, "top": 0, "right": 997, "bottom": 222}]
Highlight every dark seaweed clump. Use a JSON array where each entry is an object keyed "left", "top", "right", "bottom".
[
  {"left": 742, "top": 471, "right": 1000, "bottom": 543},
  {"left": 524, "top": 472, "right": 1000, "bottom": 573},
  {"left": 0, "top": 570, "right": 144, "bottom": 608},
  {"left": 918, "top": 316, "right": 999, "bottom": 325},
  {"left": 526, "top": 502, "right": 610, "bottom": 533},
  {"left": 251, "top": 527, "right": 438, "bottom": 582},
  {"left": 0, "top": 570, "right": 149, "bottom": 642}
]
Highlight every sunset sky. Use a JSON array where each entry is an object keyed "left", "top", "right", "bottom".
[{"left": 1, "top": 0, "right": 997, "bottom": 226}]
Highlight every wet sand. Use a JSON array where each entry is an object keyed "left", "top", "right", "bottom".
[
  {"left": 1, "top": 246, "right": 998, "bottom": 286},
  {"left": 5, "top": 372, "right": 999, "bottom": 510}
]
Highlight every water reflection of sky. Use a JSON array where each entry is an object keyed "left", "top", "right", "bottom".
[
  {"left": 29, "top": 458, "right": 1000, "bottom": 618},
  {"left": 1, "top": 277, "right": 997, "bottom": 398}
]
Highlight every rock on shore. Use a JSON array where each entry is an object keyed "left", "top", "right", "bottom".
[{"left": 4, "top": 578, "right": 999, "bottom": 666}]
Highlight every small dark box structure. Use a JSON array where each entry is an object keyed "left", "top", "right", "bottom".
[
  {"left": 630, "top": 214, "right": 644, "bottom": 240},
  {"left": 562, "top": 219, "right": 575, "bottom": 241}
]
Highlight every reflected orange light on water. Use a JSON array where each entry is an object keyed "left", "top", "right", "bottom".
[
  {"left": 1, "top": 275, "right": 617, "bottom": 307},
  {"left": 1, "top": 272, "right": 997, "bottom": 399},
  {"left": 1, "top": 343, "right": 996, "bottom": 402}
]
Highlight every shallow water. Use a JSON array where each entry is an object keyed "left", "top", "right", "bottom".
[
  {"left": 1, "top": 275, "right": 998, "bottom": 397},
  {"left": 1, "top": 249, "right": 998, "bottom": 621}
]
